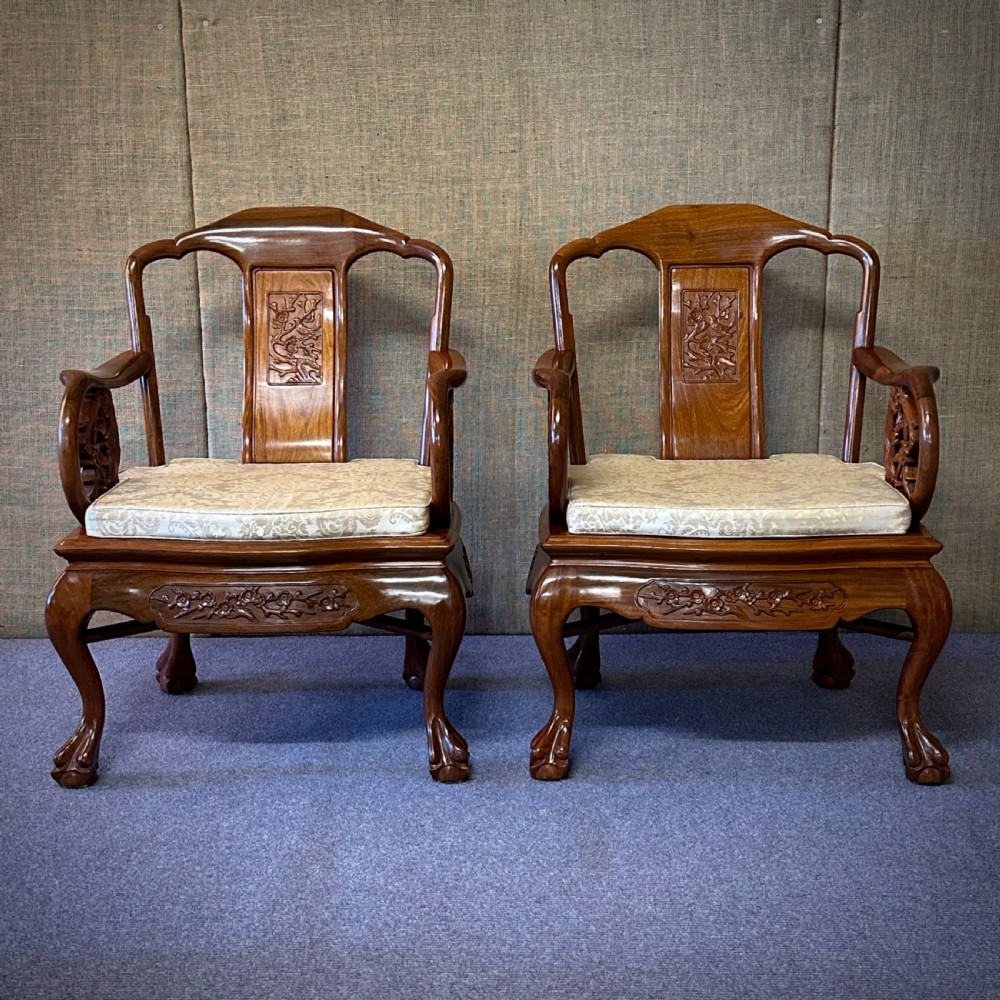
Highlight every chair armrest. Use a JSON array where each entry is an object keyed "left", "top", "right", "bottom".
[
  {"left": 58, "top": 350, "right": 153, "bottom": 525},
  {"left": 533, "top": 349, "right": 576, "bottom": 521},
  {"left": 852, "top": 345, "right": 940, "bottom": 524},
  {"left": 425, "top": 349, "right": 467, "bottom": 525}
]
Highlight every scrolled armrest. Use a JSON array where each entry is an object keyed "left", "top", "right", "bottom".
[
  {"left": 425, "top": 349, "right": 467, "bottom": 525},
  {"left": 852, "top": 345, "right": 940, "bottom": 524},
  {"left": 59, "top": 349, "right": 154, "bottom": 392},
  {"left": 58, "top": 350, "right": 153, "bottom": 525},
  {"left": 533, "top": 349, "right": 577, "bottom": 521},
  {"left": 852, "top": 346, "right": 939, "bottom": 398}
]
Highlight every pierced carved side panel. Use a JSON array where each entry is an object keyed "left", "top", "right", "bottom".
[
  {"left": 251, "top": 269, "right": 336, "bottom": 462},
  {"left": 885, "top": 385, "right": 919, "bottom": 498},
  {"left": 148, "top": 584, "right": 360, "bottom": 629},
  {"left": 635, "top": 580, "right": 847, "bottom": 623},
  {"left": 680, "top": 289, "right": 740, "bottom": 383},
  {"left": 266, "top": 292, "right": 324, "bottom": 385},
  {"left": 79, "top": 387, "right": 121, "bottom": 501},
  {"left": 665, "top": 266, "right": 758, "bottom": 459}
]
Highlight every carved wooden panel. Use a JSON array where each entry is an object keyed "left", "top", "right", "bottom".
[
  {"left": 664, "top": 266, "right": 758, "bottom": 459},
  {"left": 635, "top": 579, "right": 846, "bottom": 623},
  {"left": 78, "top": 387, "right": 121, "bottom": 501},
  {"left": 884, "top": 385, "right": 919, "bottom": 498},
  {"left": 250, "top": 269, "right": 336, "bottom": 462},
  {"left": 266, "top": 291, "right": 324, "bottom": 385},
  {"left": 148, "top": 583, "right": 359, "bottom": 628},
  {"left": 680, "top": 289, "right": 740, "bottom": 383}
]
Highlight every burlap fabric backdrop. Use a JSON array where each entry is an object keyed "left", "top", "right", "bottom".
[{"left": 2, "top": 1, "right": 996, "bottom": 635}]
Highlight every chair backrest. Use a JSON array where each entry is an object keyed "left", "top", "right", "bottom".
[
  {"left": 125, "top": 207, "right": 452, "bottom": 465},
  {"left": 549, "top": 204, "right": 879, "bottom": 462}
]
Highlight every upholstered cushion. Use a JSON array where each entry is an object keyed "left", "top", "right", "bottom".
[
  {"left": 565, "top": 453, "right": 911, "bottom": 537},
  {"left": 85, "top": 458, "right": 432, "bottom": 539}
]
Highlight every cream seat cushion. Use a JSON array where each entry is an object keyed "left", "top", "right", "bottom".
[
  {"left": 85, "top": 458, "right": 432, "bottom": 540},
  {"left": 566, "top": 453, "right": 911, "bottom": 537}
]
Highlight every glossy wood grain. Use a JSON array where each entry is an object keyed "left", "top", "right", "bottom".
[
  {"left": 47, "top": 208, "right": 470, "bottom": 787},
  {"left": 529, "top": 204, "right": 950, "bottom": 784}
]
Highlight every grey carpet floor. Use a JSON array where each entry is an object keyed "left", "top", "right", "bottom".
[{"left": 1, "top": 631, "right": 998, "bottom": 999}]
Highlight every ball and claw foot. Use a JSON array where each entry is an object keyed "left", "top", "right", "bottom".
[
  {"left": 51, "top": 722, "right": 100, "bottom": 788},
  {"left": 812, "top": 629, "right": 855, "bottom": 690},
  {"left": 900, "top": 718, "right": 950, "bottom": 784},
  {"left": 530, "top": 713, "right": 572, "bottom": 780},
  {"left": 427, "top": 716, "right": 470, "bottom": 782},
  {"left": 156, "top": 635, "right": 197, "bottom": 694}
]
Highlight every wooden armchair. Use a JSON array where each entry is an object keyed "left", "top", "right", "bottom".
[
  {"left": 47, "top": 208, "right": 471, "bottom": 787},
  {"left": 527, "top": 204, "right": 951, "bottom": 784}
]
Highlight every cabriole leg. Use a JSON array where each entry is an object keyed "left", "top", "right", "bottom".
[
  {"left": 811, "top": 626, "right": 855, "bottom": 689},
  {"left": 529, "top": 577, "right": 576, "bottom": 780},
  {"left": 898, "top": 568, "right": 952, "bottom": 784},
  {"left": 156, "top": 632, "right": 198, "bottom": 694},
  {"left": 422, "top": 585, "right": 469, "bottom": 782},
  {"left": 402, "top": 609, "right": 429, "bottom": 691},
  {"left": 46, "top": 572, "right": 104, "bottom": 788},
  {"left": 568, "top": 605, "right": 602, "bottom": 690}
]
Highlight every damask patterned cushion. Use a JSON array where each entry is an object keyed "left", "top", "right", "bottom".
[
  {"left": 85, "top": 458, "right": 432, "bottom": 539},
  {"left": 566, "top": 453, "right": 911, "bottom": 537}
]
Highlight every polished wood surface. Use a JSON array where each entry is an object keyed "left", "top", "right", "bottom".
[
  {"left": 48, "top": 208, "right": 471, "bottom": 787},
  {"left": 529, "top": 203, "right": 950, "bottom": 784}
]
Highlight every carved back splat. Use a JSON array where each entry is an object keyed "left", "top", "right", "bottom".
[
  {"left": 549, "top": 203, "right": 880, "bottom": 462},
  {"left": 124, "top": 207, "right": 452, "bottom": 465},
  {"left": 667, "top": 265, "right": 755, "bottom": 458}
]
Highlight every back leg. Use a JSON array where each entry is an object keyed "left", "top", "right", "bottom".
[
  {"left": 568, "top": 606, "right": 602, "bottom": 690},
  {"left": 156, "top": 632, "right": 198, "bottom": 693},
  {"left": 811, "top": 627, "right": 855, "bottom": 689},
  {"left": 402, "top": 609, "right": 429, "bottom": 691}
]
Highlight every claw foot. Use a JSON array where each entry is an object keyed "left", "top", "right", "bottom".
[
  {"left": 900, "top": 718, "right": 950, "bottom": 784},
  {"left": 427, "top": 716, "right": 470, "bottom": 782},
  {"left": 156, "top": 635, "right": 197, "bottom": 694},
  {"left": 812, "top": 629, "right": 855, "bottom": 689},
  {"left": 51, "top": 722, "right": 100, "bottom": 788},
  {"left": 530, "top": 713, "right": 572, "bottom": 780}
]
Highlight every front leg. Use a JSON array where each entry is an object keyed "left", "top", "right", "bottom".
[
  {"left": 529, "top": 575, "right": 576, "bottom": 780},
  {"left": 422, "top": 586, "right": 470, "bottom": 782},
  {"left": 898, "top": 568, "right": 952, "bottom": 784},
  {"left": 46, "top": 572, "right": 104, "bottom": 788}
]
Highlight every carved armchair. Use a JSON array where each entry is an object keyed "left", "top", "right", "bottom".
[
  {"left": 528, "top": 204, "right": 951, "bottom": 784},
  {"left": 48, "top": 208, "right": 471, "bottom": 787}
]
